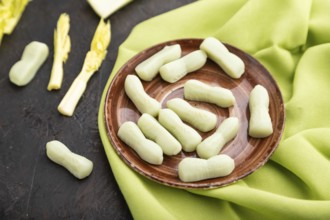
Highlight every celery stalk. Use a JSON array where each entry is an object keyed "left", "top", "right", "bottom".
[
  {"left": 1, "top": 0, "right": 29, "bottom": 34},
  {"left": 0, "top": 19, "right": 5, "bottom": 43},
  {"left": 0, "top": 0, "right": 29, "bottom": 45},
  {"left": 47, "top": 13, "right": 71, "bottom": 91},
  {"left": 87, "top": 0, "right": 132, "bottom": 18},
  {"left": 58, "top": 19, "right": 111, "bottom": 116}
]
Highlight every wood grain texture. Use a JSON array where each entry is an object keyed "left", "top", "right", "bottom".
[
  {"left": 104, "top": 39, "right": 285, "bottom": 188},
  {"left": 0, "top": 0, "right": 196, "bottom": 219}
]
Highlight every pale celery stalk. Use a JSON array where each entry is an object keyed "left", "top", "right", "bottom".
[
  {"left": 0, "top": 8, "right": 8, "bottom": 43},
  {"left": 87, "top": 0, "right": 132, "bottom": 18},
  {"left": 0, "top": 0, "right": 29, "bottom": 45},
  {"left": 58, "top": 19, "right": 111, "bottom": 116},
  {"left": 47, "top": 13, "right": 71, "bottom": 91},
  {"left": 2, "top": 0, "right": 29, "bottom": 34},
  {"left": 0, "top": 19, "right": 5, "bottom": 43}
]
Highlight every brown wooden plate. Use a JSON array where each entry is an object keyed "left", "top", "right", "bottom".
[{"left": 104, "top": 39, "right": 285, "bottom": 189}]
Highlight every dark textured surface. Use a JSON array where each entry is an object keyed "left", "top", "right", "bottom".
[{"left": 0, "top": 0, "right": 195, "bottom": 219}]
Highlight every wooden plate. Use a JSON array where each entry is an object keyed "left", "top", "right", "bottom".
[{"left": 104, "top": 39, "right": 285, "bottom": 189}]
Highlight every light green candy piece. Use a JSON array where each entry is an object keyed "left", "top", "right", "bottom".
[
  {"left": 9, "top": 41, "right": 49, "bottom": 86},
  {"left": 184, "top": 79, "right": 235, "bottom": 108},
  {"left": 249, "top": 85, "right": 273, "bottom": 138},
  {"left": 158, "top": 108, "right": 202, "bottom": 152},
  {"left": 138, "top": 113, "right": 182, "bottom": 156},
  {"left": 200, "top": 37, "right": 244, "bottom": 79},
  {"left": 167, "top": 98, "right": 217, "bottom": 132},
  {"left": 124, "top": 74, "right": 161, "bottom": 117},
  {"left": 178, "top": 154, "right": 235, "bottom": 182},
  {"left": 197, "top": 117, "right": 239, "bottom": 159},
  {"left": 159, "top": 50, "right": 207, "bottom": 83},
  {"left": 118, "top": 121, "right": 163, "bottom": 165},
  {"left": 135, "top": 44, "right": 181, "bottom": 81},
  {"left": 46, "top": 140, "right": 93, "bottom": 179}
]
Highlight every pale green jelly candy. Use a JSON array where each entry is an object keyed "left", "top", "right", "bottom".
[
  {"left": 9, "top": 41, "right": 49, "bottom": 86},
  {"left": 124, "top": 74, "right": 161, "bottom": 117},
  {"left": 200, "top": 37, "right": 244, "bottom": 79},
  {"left": 249, "top": 85, "right": 273, "bottom": 138},
  {"left": 197, "top": 117, "right": 239, "bottom": 159},
  {"left": 178, "top": 154, "right": 235, "bottom": 182},
  {"left": 166, "top": 98, "right": 217, "bottom": 132},
  {"left": 158, "top": 108, "right": 202, "bottom": 152},
  {"left": 184, "top": 79, "right": 235, "bottom": 108},
  {"left": 46, "top": 140, "right": 93, "bottom": 179},
  {"left": 137, "top": 113, "right": 182, "bottom": 156},
  {"left": 135, "top": 44, "right": 181, "bottom": 81},
  {"left": 159, "top": 50, "right": 207, "bottom": 83},
  {"left": 118, "top": 121, "right": 163, "bottom": 165}
]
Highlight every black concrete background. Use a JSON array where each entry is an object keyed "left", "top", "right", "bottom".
[{"left": 0, "top": 0, "right": 195, "bottom": 219}]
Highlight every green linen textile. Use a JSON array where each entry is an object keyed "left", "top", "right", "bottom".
[{"left": 98, "top": 0, "right": 330, "bottom": 219}]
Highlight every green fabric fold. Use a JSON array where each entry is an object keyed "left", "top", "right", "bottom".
[{"left": 98, "top": 0, "right": 330, "bottom": 219}]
